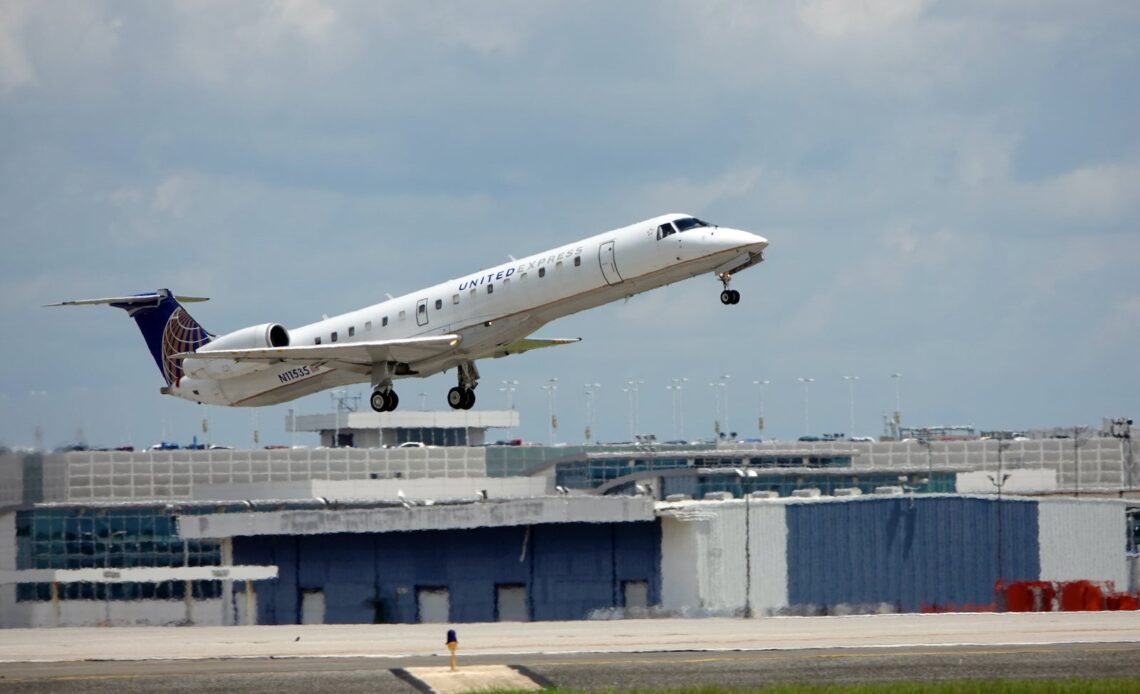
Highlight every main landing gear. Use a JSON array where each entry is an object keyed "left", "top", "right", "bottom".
[
  {"left": 718, "top": 273, "right": 741, "bottom": 305},
  {"left": 447, "top": 360, "right": 479, "bottom": 410},
  {"left": 370, "top": 388, "right": 399, "bottom": 413}
]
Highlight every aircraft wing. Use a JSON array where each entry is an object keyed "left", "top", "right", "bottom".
[
  {"left": 177, "top": 335, "right": 461, "bottom": 372},
  {"left": 488, "top": 337, "right": 580, "bottom": 359}
]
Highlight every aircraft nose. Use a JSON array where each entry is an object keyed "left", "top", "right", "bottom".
[{"left": 711, "top": 227, "right": 768, "bottom": 252}]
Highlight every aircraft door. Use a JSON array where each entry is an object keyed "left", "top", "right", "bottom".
[
  {"left": 599, "top": 240, "right": 623, "bottom": 285},
  {"left": 416, "top": 298, "right": 429, "bottom": 327}
]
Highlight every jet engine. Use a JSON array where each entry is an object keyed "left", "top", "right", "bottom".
[{"left": 182, "top": 323, "right": 290, "bottom": 380}]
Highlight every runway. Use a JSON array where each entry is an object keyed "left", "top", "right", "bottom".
[{"left": 1, "top": 613, "right": 1138, "bottom": 692}]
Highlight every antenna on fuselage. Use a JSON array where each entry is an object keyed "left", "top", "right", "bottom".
[
  {"left": 385, "top": 293, "right": 394, "bottom": 300},
  {"left": 508, "top": 255, "right": 517, "bottom": 261}
]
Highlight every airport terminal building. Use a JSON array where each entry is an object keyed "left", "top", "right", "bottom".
[{"left": 1, "top": 425, "right": 1137, "bottom": 627}]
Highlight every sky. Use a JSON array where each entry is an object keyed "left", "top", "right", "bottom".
[{"left": 1, "top": 0, "right": 1138, "bottom": 450}]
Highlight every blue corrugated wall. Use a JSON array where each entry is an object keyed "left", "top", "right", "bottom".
[
  {"left": 786, "top": 497, "right": 1040, "bottom": 612},
  {"left": 234, "top": 521, "right": 660, "bottom": 624}
]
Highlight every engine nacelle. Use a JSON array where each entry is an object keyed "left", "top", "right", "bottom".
[
  {"left": 183, "top": 323, "right": 290, "bottom": 380},
  {"left": 200, "top": 323, "right": 290, "bottom": 352}
]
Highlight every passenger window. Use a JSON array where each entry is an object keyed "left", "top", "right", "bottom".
[
  {"left": 365, "top": 321, "right": 372, "bottom": 331},
  {"left": 382, "top": 316, "right": 388, "bottom": 327},
  {"left": 574, "top": 256, "right": 581, "bottom": 267},
  {"left": 487, "top": 284, "right": 494, "bottom": 294},
  {"left": 452, "top": 294, "right": 459, "bottom": 304},
  {"left": 469, "top": 288, "right": 476, "bottom": 298},
  {"left": 331, "top": 331, "right": 338, "bottom": 343},
  {"left": 556, "top": 261, "right": 563, "bottom": 270},
  {"left": 435, "top": 299, "right": 442, "bottom": 310},
  {"left": 399, "top": 310, "right": 406, "bottom": 321},
  {"left": 348, "top": 326, "right": 355, "bottom": 337},
  {"left": 521, "top": 272, "right": 528, "bottom": 279},
  {"left": 538, "top": 267, "right": 546, "bottom": 278},
  {"left": 315, "top": 337, "right": 321, "bottom": 345}
]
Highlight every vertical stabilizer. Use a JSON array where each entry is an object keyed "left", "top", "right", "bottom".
[{"left": 49, "top": 289, "right": 212, "bottom": 385}]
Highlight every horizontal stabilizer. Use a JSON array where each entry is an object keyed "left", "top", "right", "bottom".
[
  {"left": 47, "top": 291, "right": 209, "bottom": 307},
  {"left": 491, "top": 337, "right": 581, "bottom": 358},
  {"left": 179, "top": 334, "right": 462, "bottom": 372}
]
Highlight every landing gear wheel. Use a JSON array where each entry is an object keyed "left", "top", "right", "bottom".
[
  {"left": 720, "top": 290, "right": 734, "bottom": 305},
  {"left": 447, "top": 386, "right": 465, "bottom": 409},
  {"left": 730, "top": 289, "right": 740, "bottom": 304},
  {"left": 460, "top": 388, "right": 476, "bottom": 410},
  {"left": 370, "top": 389, "right": 399, "bottom": 412}
]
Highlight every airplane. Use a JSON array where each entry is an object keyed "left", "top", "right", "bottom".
[{"left": 51, "top": 213, "right": 768, "bottom": 413}]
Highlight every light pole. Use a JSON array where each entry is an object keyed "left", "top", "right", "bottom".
[
  {"left": 989, "top": 441, "right": 1012, "bottom": 588},
  {"left": 734, "top": 468, "right": 758, "bottom": 618},
  {"left": 891, "top": 373, "right": 902, "bottom": 438},
  {"left": 797, "top": 377, "right": 814, "bottom": 436},
  {"left": 675, "top": 378, "right": 688, "bottom": 440},
  {"left": 498, "top": 380, "right": 518, "bottom": 439},
  {"left": 666, "top": 384, "right": 679, "bottom": 441},
  {"left": 625, "top": 380, "right": 644, "bottom": 439},
  {"left": 843, "top": 376, "right": 859, "bottom": 439},
  {"left": 709, "top": 380, "right": 727, "bottom": 439},
  {"left": 542, "top": 379, "right": 558, "bottom": 445},
  {"left": 752, "top": 380, "right": 769, "bottom": 434},
  {"left": 720, "top": 374, "right": 732, "bottom": 437},
  {"left": 1073, "top": 426, "right": 1090, "bottom": 496},
  {"left": 583, "top": 383, "right": 601, "bottom": 444}
]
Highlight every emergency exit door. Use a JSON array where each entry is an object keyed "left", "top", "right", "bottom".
[{"left": 599, "top": 240, "right": 623, "bottom": 285}]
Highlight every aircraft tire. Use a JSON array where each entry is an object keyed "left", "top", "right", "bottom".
[
  {"left": 370, "top": 390, "right": 387, "bottom": 413},
  {"left": 386, "top": 390, "right": 399, "bottom": 411},
  {"left": 720, "top": 290, "right": 733, "bottom": 305},
  {"left": 730, "top": 289, "right": 741, "bottom": 304},
  {"left": 461, "top": 388, "right": 476, "bottom": 410},
  {"left": 447, "top": 387, "right": 465, "bottom": 409}
]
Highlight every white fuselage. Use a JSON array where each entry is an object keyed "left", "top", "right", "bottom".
[{"left": 168, "top": 214, "right": 768, "bottom": 407}]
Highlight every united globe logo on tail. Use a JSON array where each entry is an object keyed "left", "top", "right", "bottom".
[{"left": 160, "top": 307, "right": 211, "bottom": 385}]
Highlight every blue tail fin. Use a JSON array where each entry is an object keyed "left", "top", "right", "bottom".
[{"left": 50, "top": 289, "right": 213, "bottom": 385}]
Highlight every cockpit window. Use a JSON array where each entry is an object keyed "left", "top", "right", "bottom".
[
  {"left": 657, "top": 223, "right": 676, "bottom": 240},
  {"left": 673, "top": 217, "right": 710, "bottom": 232}
]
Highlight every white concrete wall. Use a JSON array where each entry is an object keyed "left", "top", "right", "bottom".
[
  {"left": 956, "top": 469, "right": 1057, "bottom": 494},
  {"left": 193, "top": 476, "right": 550, "bottom": 502},
  {"left": 1038, "top": 498, "right": 1128, "bottom": 589},
  {"left": 20, "top": 599, "right": 225, "bottom": 627},
  {"left": 658, "top": 500, "right": 788, "bottom": 616},
  {"left": 0, "top": 512, "right": 16, "bottom": 628}
]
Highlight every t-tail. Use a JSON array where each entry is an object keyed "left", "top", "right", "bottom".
[{"left": 48, "top": 289, "right": 213, "bottom": 385}]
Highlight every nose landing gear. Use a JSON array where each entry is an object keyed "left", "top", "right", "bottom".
[{"left": 718, "top": 273, "right": 741, "bottom": 305}]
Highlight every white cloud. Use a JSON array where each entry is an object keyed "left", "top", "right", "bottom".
[
  {"left": 796, "top": 0, "right": 930, "bottom": 39},
  {"left": 0, "top": 0, "right": 36, "bottom": 92},
  {"left": 1031, "top": 163, "right": 1140, "bottom": 225},
  {"left": 274, "top": 0, "right": 336, "bottom": 42}
]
